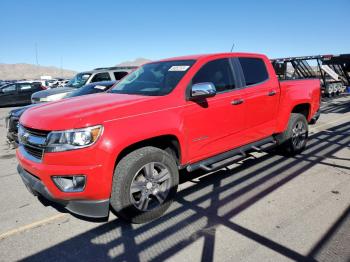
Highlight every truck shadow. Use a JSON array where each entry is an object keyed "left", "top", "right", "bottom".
[
  {"left": 22, "top": 120, "right": 350, "bottom": 262},
  {"left": 321, "top": 94, "right": 350, "bottom": 114}
]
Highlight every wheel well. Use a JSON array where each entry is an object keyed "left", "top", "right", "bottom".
[
  {"left": 115, "top": 135, "right": 181, "bottom": 166},
  {"left": 292, "top": 103, "right": 310, "bottom": 119}
]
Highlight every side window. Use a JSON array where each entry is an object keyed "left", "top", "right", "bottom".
[
  {"left": 91, "top": 72, "right": 111, "bottom": 82},
  {"left": 239, "top": 58, "right": 269, "bottom": 86},
  {"left": 192, "top": 58, "right": 235, "bottom": 93},
  {"left": 113, "top": 71, "right": 128, "bottom": 80},
  {"left": 18, "top": 84, "right": 33, "bottom": 92},
  {"left": 2, "top": 85, "right": 16, "bottom": 93}
]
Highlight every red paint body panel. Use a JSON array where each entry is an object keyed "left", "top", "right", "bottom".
[{"left": 17, "top": 52, "right": 321, "bottom": 202}]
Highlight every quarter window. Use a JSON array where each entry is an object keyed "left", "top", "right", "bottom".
[
  {"left": 113, "top": 71, "right": 128, "bottom": 80},
  {"left": 239, "top": 58, "right": 269, "bottom": 86},
  {"left": 2, "top": 85, "right": 16, "bottom": 93},
  {"left": 192, "top": 58, "right": 235, "bottom": 93},
  {"left": 18, "top": 84, "right": 33, "bottom": 91},
  {"left": 91, "top": 72, "right": 111, "bottom": 82}
]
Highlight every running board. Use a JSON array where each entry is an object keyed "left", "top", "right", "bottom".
[{"left": 186, "top": 137, "right": 277, "bottom": 172}]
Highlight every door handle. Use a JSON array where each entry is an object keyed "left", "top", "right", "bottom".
[
  {"left": 267, "top": 90, "right": 276, "bottom": 96},
  {"left": 231, "top": 99, "right": 244, "bottom": 105}
]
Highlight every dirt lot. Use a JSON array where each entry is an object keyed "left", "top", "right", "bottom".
[{"left": 0, "top": 96, "right": 349, "bottom": 262}]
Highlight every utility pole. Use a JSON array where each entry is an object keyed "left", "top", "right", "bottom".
[
  {"left": 35, "top": 43, "right": 39, "bottom": 66},
  {"left": 35, "top": 42, "right": 41, "bottom": 80},
  {"left": 60, "top": 56, "right": 63, "bottom": 78}
]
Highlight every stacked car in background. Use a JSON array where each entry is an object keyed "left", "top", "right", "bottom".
[{"left": 271, "top": 54, "right": 350, "bottom": 97}]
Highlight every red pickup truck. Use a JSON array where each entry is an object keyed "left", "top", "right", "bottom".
[{"left": 17, "top": 53, "right": 321, "bottom": 223}]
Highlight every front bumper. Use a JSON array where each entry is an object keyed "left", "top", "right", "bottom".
[
  {"left": 17, "top": 165, "right": 110, "bottom": 218},
  {"left": 5, "top": 116, "right": 19, "bottom": 147},
  {"left": 7, "top": 131, "right": 18, "bottom": 147}
]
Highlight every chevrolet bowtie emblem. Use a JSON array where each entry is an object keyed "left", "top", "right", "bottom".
[{"left": 21, "top": 132, "right": 29, "bottom": 143}]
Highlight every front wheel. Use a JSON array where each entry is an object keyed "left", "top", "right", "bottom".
[
  {"left": 275, "top": 113, "right": 309, "bottom": 155},
  {"left": 110, "top": 146, "right": 179, "bottom": 224}
]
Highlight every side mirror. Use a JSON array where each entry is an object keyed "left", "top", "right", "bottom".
[{"left": 190, "top": 82, "right": 216, "bottom": 100}]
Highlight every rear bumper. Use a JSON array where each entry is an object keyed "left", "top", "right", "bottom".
[{"left": 17, "top": 165, "right": 110, "bottom": 218}]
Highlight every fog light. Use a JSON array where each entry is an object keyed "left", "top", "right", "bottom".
[{"left": 52, "top": 176, "right": 86, "bottom": 192}]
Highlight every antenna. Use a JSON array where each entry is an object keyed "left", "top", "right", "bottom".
[{"left": 230, "top": 41, "right": 235, "bottom": 52}]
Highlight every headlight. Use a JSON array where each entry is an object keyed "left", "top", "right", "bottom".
[
  {"left": 46, "top": 125, "right": 103, "bottom": 152},
  {"left": 40, "top": 93, "right": 67, "bottom": 102}
]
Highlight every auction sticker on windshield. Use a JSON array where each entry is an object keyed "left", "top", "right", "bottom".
[
  {"left": 168, "top": 66, "right": 190, "bottom": 71},
  {"left": 94, "top": 85, "right": 107, "bottom": 90}
]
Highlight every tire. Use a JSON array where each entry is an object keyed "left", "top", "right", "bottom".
[
  {"left": 275, "top": 113, "right": 308, "bottom": 156},
  {"left": 110, "top": 146, "right": 179, "bottom": 224}
]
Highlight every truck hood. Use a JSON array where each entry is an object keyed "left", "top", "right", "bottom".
[
  {"left": 32, "top": 87, "right": 75, "bottom": 99},
  {"left": 20, "top": 93, "right": 159, "bottom": 130}
]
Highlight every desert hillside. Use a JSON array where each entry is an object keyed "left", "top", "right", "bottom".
[
  {"left": 0, "top": 58, "right": 152, "bottom": 80},
  {"left": 0, "top": 63, "right": 77, "bottom": 80},
  {"left": 116, "top": 58, "right": 151, "bottom": 67}
]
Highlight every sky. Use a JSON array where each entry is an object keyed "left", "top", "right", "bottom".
[{"left": 0, "top": 0, "right": 349, "bottom": 72}]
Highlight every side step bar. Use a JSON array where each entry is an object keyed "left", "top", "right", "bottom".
[{"left": 186, "top": 137, "right": 277, "bottom": 172}]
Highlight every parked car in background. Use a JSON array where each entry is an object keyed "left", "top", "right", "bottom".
[
  {"left": 6, "top": 81, "right": 116, "bottom": 147},
  {"left": 0, "top": 82, "right": 46, "bottom": 107},
  {"left": 31, "top": 66, "right": 135, "bottom": 103},
  {"left": 16, "top": 53, "right": 321, "bottom": 223}
]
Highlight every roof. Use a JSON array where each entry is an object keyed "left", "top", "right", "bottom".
[
  {"left": 81, "top": 66, "right": 137, "bottom": 74},
  {"left": 155, "top": 52, "right": 267, "bottom": 63}
]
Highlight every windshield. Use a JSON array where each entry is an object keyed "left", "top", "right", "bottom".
[
  {"left": 110, "top": 60, "right": 195, "bottom": 96},
  {"left": 66, "top": 73, "right": 91, "bottom": 88}
]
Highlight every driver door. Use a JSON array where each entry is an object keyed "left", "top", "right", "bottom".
[{"left": 184, "top": 58, "right": 247, "bottom": 163}]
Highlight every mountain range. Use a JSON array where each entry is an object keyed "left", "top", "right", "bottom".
[
  {"left": 0, "top": 63, "right": 77, "bottom": 80},
  {"left": 0, "top": 58, "right": 152, "bottom": 80}
]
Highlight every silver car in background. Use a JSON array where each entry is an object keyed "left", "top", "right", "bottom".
[{"left": 31, "top": 66, "right": 136, "bottom": 103}]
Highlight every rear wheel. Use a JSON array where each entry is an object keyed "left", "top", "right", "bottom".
[
  {"left": 110, "top": 146, "right": 179, "bottom": 224},
  {"left": 275, "top": 113, "right": 308, "bottom": 155}
]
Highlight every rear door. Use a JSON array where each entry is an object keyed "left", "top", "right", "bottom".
[
  {"left": 184, "top": 58, "right": 248, "bottom": 163},
  {"left": 0, "top": 84, "right": 18, "bottom": 106},
  {"left": 90, "top": 72, "right": 111, "bottom": 83},
  {"left": 17, "top": 83, "right": 39, "bottom": 104},
  {"left": 237, "top": 57, "right": 280, "bottom": 141}
]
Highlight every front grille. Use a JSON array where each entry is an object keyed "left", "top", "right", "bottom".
[
  {"left": 19, "top": 125, "right": 50, "bottom": 161},
  {"left": 23, "top": 144, "right": 44, "bottom": 160},
  {"left": 23, "top": 126, "right": 50, "bottom": 138}
]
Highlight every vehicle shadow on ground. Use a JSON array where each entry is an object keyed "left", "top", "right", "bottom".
[
  {"left": 321, "top": 94, "right": 350, "bottom": 114},
  {"left": 21, "top": 118, "right": 350, "bottom": 261}
]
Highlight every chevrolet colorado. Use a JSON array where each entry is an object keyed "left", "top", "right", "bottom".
[{"left": 16, "top": 53, "right": 321, "bottom": 223}]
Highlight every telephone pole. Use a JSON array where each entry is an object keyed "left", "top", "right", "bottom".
[
  {"left": 35, "top": 43, "right": 39, "bottom": 66},
  {"left": 60, "top": 56, "right": 63, "bottom": 78}
]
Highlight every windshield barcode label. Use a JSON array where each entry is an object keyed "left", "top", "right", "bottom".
[{"left": 168, "top": 66, "right": 190, "bottom": 72}]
